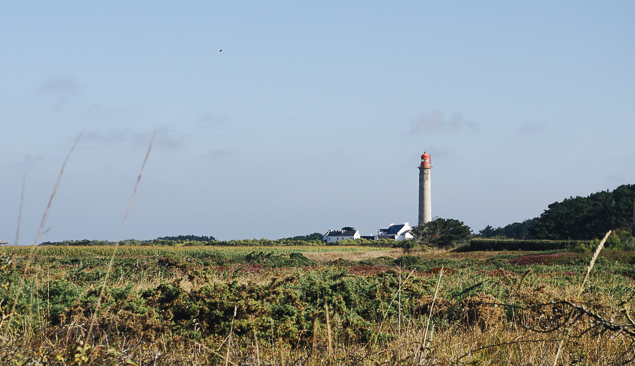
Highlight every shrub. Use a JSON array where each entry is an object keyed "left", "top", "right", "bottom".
[
  {"left": 470, "top": 239, "right": 581, "bottom": 251},
  {"left": 508, "top": 253, "right": 575, "bottom": 266}
]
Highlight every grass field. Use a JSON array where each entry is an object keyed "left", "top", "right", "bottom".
[{"left": 1, "top": 244, "right": 634, "bottom": 365}]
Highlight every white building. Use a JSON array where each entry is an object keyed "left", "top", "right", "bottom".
[
  {"left": 377, "top": 222, "right": 413, "bottom": 241},
  {"left": 323, "top": 229, "right": 361, "bottom": 243}
]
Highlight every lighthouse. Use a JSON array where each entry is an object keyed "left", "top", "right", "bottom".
[{"left": 418, "top": 152, "right": 432, "bottom": 225}]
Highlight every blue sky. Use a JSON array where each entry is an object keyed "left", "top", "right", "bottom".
[{"left": 2, "top": 1, "right": 634, "bottom": 243}]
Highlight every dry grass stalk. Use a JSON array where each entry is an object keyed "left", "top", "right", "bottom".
[
  {"left": 553, "top": 229, "right": 611, "bottom": 366},
  {"left": 225, "top": 305, "right": 237, "bottom": 366},
  {"left": 376, "top": 268, "right": 416, "bottom": 339},
  {"left": 278, "top": 338, "right": 285, "bottom": 366},
  {"left": 578, "top": 230, "right": 612, "bottom": 297},
  {"left": 512, "top": 268, "right": 533, "bottom": 298},
  {"left": 3, "top": 132, "right": 82, "bottom": 340},
  {"left": 417, "top": 267, "right": 443, "bottom": 363},
  {"left": 14, "top": 174, "right": 26, "bottom": 246},
  {"left": 253, "top": 328, "right": 260, "bottom": 366},
  {"left": 311, "top": 316, "right": 318, "bottom": 355},
  {"left": 87, "top": 130, "right": 155, "bottom": 341},
  {"left": 398, "top": 266, "right": 402, "bottom": 338},
  {"left": 325, "top": 300, "right": 333, "bottom": 357}
]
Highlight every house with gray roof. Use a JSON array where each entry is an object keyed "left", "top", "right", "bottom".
[
  {"left": 323, "top": 229, "right": 360, "bottom": 243},
  {"left": 376, "top": 222, "right": 413, "bottom": 241}
]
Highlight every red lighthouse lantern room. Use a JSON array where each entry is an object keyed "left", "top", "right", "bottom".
[{"left": 419, "top": 152, "right": 431, "bottom": 169}]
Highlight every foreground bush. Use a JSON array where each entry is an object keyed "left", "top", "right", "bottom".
[
  {"left": 1, "top": 246, "right": 634, "bottom": 365},
  {"left": 470, "top": 238, "right": 581, "bottom": 251}
]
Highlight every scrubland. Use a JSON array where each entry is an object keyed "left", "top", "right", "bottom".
[{"left": 1, "top": 245, "right": 634, "bottom": 365}]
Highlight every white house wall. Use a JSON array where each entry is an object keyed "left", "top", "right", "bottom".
[{"left": 324, "top": 230, "right": 360, "bottom": 242}]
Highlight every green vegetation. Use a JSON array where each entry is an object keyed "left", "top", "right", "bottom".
[
  {"left": 472, "top": 230, "right": 635, "bottom": 252},
  {"left": 2, "top": 243, "right": 633, "bottom": 365},
  {"left": 479, "top": 218, "right": 538, "bottom": 239},
  {"left": 411, "top": 217, "right": 472, "bottom": 248},
  {"left": 39, "top": 233, "right": 389, "bottom": 248},
  {"left": 41, "top": 237, "right": 331, "bottom": 247},
  {"left": 284, "top": 232, "right": 324, "bottom": 241},
  {"left": 6, "top": 180, "right": 635, "bottom": 364},
  {"left": 478, "top": 184, "right": 635, "bottom": 242},
  {"left": 155, "top": 234, "right": 216, "bottom": 242},
  {"left": 470, "top": 238, "right": 580, "bottom": 251},
  {"left": 531, "top": 184, "right": 635, "bottom": 240}
]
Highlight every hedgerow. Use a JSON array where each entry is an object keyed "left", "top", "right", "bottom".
[{"left": 470, "top": 238, "right": 581, "bottom": 251}]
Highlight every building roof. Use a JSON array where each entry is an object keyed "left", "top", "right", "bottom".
[
  {"left": 386, "top": 224, "right": 405, "bottom": 235},
  {"left": 325, "top": 230, "right": 357, "bottom": 237},
  {"left": 379, "top": 224, "right": 408, "bottom": 235},
  {"left": 376, "top": 234, "right": 396, "bottom": 240}
]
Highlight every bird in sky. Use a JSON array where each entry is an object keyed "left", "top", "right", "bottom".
[{"left": 219, "top": 49, "right": 222, "bottom": 52}]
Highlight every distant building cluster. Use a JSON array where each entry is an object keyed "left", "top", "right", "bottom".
[
  {"left": 323, "top": 153, "right": 430, "bottom": 244},
  {"left": 323, "top": 222, "right": 414, "bottom": 243}
]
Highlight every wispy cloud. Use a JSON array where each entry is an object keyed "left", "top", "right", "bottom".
[
  {"left": 82, "top": 130, "right": 129, "bottom": 145},
  {"left": 1, "top": 153, "right": 45, "bottom": 170},
  {"left": 41, "top": 76, "right": 79, "bottom": 95},
  {"left": 134, "top": 126, "right": 185, "bottom": 150},
  {"left": 87, "top": 103, "right": 143, "bottom": 119},
  {"left": 83, "top": 126, "right": 186, "bottom": 151},
  {"left": 409, "top": 111, "right": 480, "bottom": 135},
  {"left": 17, "top": 154, "right": 45, "bottom": 167},
  {"left": 605, "top": 174, "right": 624, "bottom": 183},
  {"left": 422, "top": 147, "right": 458, "bottom": 161},
  {"left": 518, "top": 122, "right": 547, "bottom": 135},
  {"left": 204, "top": 148, "right": 236, "bottom": 162},
  {"left": 41, "top": 76, "right": 80, "bottom": 112},
  {"left": 600, "top": 155, "right": 633, "bottom": 165},
  {"left": 195, "top": 113, "right": 230, "bottom": 129}
]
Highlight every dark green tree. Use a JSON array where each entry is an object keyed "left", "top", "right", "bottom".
[
  {"left": 479, "top": 225, "right": 505, "bottom": 238},
  {"left": 504, "top": 218, "right": 537, "bottom": 239},
  {"left": 479, "top": 219, "right": 536, "bottom": 239},
  {"left": 530, "top": 184, "right": 635, "bottom": 240},
  {"left": 286, "top": 233, "right": 324, "bottom": 241},
  {"left": 341, "top": 226, "right": 356, "bottom": 232},
  {"left": 412, "top": 218, "right": 472, "bottom": 248},
  {"left": 156, "top": 235, "right": 216, "bottom": 242}
]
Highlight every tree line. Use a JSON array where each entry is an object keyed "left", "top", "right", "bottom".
[
  {"left": 479, "top": 184, "right": 635, "bottom": 240},
  {"left": 39, "top": 185, "right": 635, "bottom": 248},
  {"left": 529, "top": 184, "right": 635, "bottom": 240},
  {"left": 411, "top": 184, "right": 635, "bottom": 248}
]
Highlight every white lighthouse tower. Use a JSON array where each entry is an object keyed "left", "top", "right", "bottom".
[{"left": 418, "top": 152, "right": 432, "bottom": 225}]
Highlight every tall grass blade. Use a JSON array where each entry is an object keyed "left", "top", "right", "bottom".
[
  {"left": 254, "top": 328, "right": 260, "bottom": 366},
  {"left": 418, "top": 267, "right": 443, "bottom": 363},
  {"left": 3, "top": 132, "right": 83, "bottom": 339},
  {"left": 553, "top": 230, "right": 611, "bottom": 365},
  {"left": 578, "top": 230, "right": 611, "bottom": 297},
  {"left": 14, "top": 174, "right": 26, "bottom": 246},
  {"left": 326, "top": 300, "right": 333, "bottom": 357},
  {"left": 87, "top": 130, "right": 156, "bottom": 341},
  {"left": 225, "top": 305, "right": 237, "bottom": 366}
]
